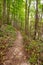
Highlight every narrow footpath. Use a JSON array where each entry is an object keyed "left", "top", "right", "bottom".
[{"left": 3, "top": 31, "right": 30, "bottom": 65}]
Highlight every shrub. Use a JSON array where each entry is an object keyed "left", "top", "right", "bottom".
[{"left": 25, "top": 40, "right": 43, "bottom": 65}]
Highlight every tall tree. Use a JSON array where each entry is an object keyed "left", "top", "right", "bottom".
[
  {"left": 7, "top": 0, "right": 10, "bottom": 24},
  {"left": 25, "top": 0, "right": 28, "bottom": 35},
  {"left": 2, "top": 0, "right": 6, "bottom": 24},
  {"left": 28, "top": 0, "right": 31, "bottom": 37},
  {"left": 11, "top": 0, "right": 17, "bottom": 27},
  {"left": 25, "top": 0, "right": 31, "bottom": 36},
  {"left": 34, "top": 0, "right": 39, "bottom": 40},
  {"left": 0, "top": 0, "right": 2, "bottom": 27}
]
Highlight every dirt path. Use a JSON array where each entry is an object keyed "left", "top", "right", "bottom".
[{"left": 3, "top": 31, "right": 30, "bottom": 65}]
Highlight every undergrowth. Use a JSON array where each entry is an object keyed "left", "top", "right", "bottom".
[
  {"left": 23, "top": 34, "right": 43, "bottom": 65},
  {"left": 0, "top": 24, "right": 16, "bottom": 64}
]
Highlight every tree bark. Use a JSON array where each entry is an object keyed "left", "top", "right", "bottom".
[
  {"left": 7, "top": 0, "right": 10, "bottom": 24},
  {"left": 34, "top": 0, "right": 39, "bottom": 40},
  {"left": 25, "top": 0, "right": 28, "bottom": 35},
  {"left": 2, "top": 0, "right": 6, "bottom": 24},
  {"left": 28, "top": 0, "right": 31, "bottom": 37},
  {"left": 25, "top": 0, "right": 31, "bottom": 36}
]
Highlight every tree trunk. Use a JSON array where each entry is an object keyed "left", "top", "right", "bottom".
[
  {"left": 28, "top": 0, "right": 31, "bottom": 37},
  {"left": 34, "top": 0, "right": 39, "bottom": 40},
  {"left": 2, "top": 0, "right": 6, "bottom": 24},
  {"left": 7, "top": 0, "right": 10, "bottom": 24},
  {"left": 25, "top": 0, "right": 31, "bottom": 36},
  {"left": 0, "top": 1, "right": 2, "bottom": 27},
  {"left": 25, "top": 0, "right": 28, "bottom": 35}
]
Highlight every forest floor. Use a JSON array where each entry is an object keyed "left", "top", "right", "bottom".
[{"left": 3, "top": 30, "right": 30, "bottom": 65}]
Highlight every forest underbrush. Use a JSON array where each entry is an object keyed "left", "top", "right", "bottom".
[
  {"left": 23, "top": 34, "right": 43, "bottom": 65},
  {"left": 0, "top": 24, "right": 16, "bottom": 64}
]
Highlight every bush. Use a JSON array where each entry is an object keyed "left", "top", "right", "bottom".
[
  {"left": 25, "top": 40, "right": 43, "bottom": 65},
  {"left": 1, "top": 25, "right": 16, "bottom": 37},
  {"left": 0, "top": 24, "right": 16, "bottom": 64}
]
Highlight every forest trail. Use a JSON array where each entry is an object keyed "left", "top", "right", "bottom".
[{"left": 3, "top": 31, "right": 30, "bottom": 65}]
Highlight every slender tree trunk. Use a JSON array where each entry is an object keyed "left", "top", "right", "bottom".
[
  {"left": 28, "top": 0, "right": 31, "bottom": 37},
  {"left": 7, "top": 0, "right": 10, "bottom": 24},
  {"left": 0, "top": 1, "right": 2, "bottom": 27},
  {"left": 25, "top": 0, "right": 28, "bottom": 35},
  {"left": 25, "top": 0, "right": 31, "bottom": 36},
  {"left": 34, "top": 0, "right": 39, "bottom": 40},
  {"left": 12, "top": 0, "right": 17, "bottom": 28},
  {"left": 2, "top": 0, "right": 6, "bottom": 24},
  {"left": 38, "top": 5, "right": 43, "bottom": 40}
]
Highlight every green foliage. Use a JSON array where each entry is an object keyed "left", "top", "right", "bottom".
[
  {"left": 0, "top": 0, "right": 43, "bottom": 64},
  {"left": 1, "top": 25, "right": 16, "bottom": 37},
  {"left": 29, "top": 53, "right": 37, "bottom": 64},
  {"left": 0, "top": 24, "right": 16, "bottom": 63},
  {"left": 25, "top": 39, "right": 43, "bottom": 64}
]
